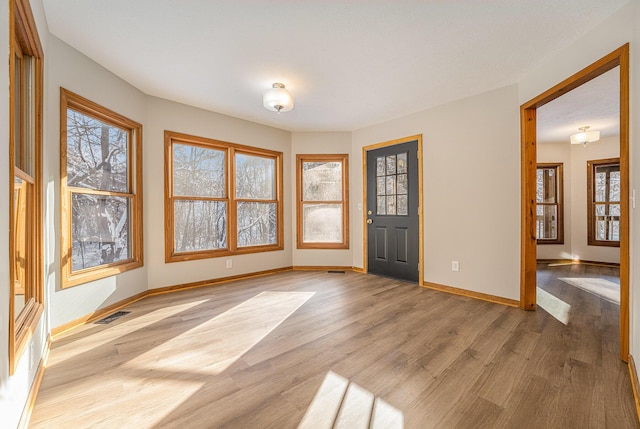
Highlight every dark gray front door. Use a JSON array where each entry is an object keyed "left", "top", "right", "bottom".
[{"left": 366, "top": 140, "right": 419, "bottom": 282}]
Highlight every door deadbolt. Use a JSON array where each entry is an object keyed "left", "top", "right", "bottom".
[{"left": 367, "top": 210, "right": 372, "bottom": 215}]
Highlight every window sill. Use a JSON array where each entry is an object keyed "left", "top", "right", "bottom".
[{"left": 62, "top": 259, "right": 144, "bottom": 288}]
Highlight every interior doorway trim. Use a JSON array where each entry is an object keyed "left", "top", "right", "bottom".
[
  {"left": 520, "top": 44, "right": 629, "bottom": 361},
  {"left": 362, "top": 135, "right": 423, "bottom": 282}
]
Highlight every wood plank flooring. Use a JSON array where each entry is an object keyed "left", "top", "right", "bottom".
[{"left": 30, "top": 264, "right": 639, "bottom": 428}]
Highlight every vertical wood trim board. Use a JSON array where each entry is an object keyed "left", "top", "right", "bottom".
[{"left": 628, "top": 354, "right": 640, "bottom": 424}]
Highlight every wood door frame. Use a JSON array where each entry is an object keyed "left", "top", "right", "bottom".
[
  {"left": 520, "top": 44, "right": 629, "bottom": 361},
  {"left": 362, "top": 135, "right": 423, "bottom": 282}
]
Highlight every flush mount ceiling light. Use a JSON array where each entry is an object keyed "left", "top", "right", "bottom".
[
  {"left": 570, "top": 126, "right": 600, "bottom": 146},
  {"left": 263, "top": 82, "right": 294, "bottom": 114}
]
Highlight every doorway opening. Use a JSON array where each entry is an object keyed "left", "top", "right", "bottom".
[{"left": 520, "top": 44, "right": 629, "bottom": 361}]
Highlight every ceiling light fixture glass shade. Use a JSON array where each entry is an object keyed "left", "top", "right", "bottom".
[
  {"left": 570, "top": 126, "right": 600, "bottom": 146},
  {"left": 263, "top": 82, "right": 294, "bottom": 113}
]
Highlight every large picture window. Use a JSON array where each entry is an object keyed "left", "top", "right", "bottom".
[
  {"left": 165, "top": 131, "right": 283, "bottom": 262},
  {"left": 536, "top": 163, "right": 563, "bottom": 244},
  {"left": 9, "top": 0, "right": 44, "bottom": 374},
  {"left": 296, "top": 154, "right": 349, "bottom": 249},
  {"left": 587, "top": 158, "right": 620, "bottom": 247},
  {"left": 61, "top": 89, "right": 143, "bottom": 288}
]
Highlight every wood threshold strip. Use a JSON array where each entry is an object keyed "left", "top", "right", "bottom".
[
  {"left": 422, "top": 281, "right": 519, "bottom": 308},
  {"left": 17, "top": 335, "right": 51, "bottom": 429},
  {"left": 628, "top": 354, "right": 640, "bottom": 424},
  {"left": 537, "top": 259, "right": 621, "bottom": 268}
]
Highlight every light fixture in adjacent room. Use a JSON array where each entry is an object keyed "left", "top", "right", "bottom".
[
  {"left": 263, "top": 82, "right": 294, "bottom": 114},
  {"left": 570, "top": 126, "right": 600, "bottom": 146}
]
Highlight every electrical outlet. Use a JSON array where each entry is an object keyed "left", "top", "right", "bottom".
[
  {"left": 451, "top": 261, "right": 460, "bottom": 272},
  {"left": 226, "top": 259, "right": 232, "bottom": 269}
]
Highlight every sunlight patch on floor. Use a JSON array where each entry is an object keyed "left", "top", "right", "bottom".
[
  {"left": 31, "top": 364, "right": 206, "bottom": 429},
  {"left": 298, "top": 371, "right": 404, "bottom": 429},
  {"left": 126, "top": 291, "right": 315, "bottom": 375},
  {"left": 51, "top": 299, "right": 209, "bottom": 366},
  {"left": 559, "top": 277, "right": 620, "bottom": 304},
  {"left": 537, "top": 288, "right": 571, "bottom": 325}
]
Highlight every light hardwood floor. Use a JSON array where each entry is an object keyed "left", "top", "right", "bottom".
[{"left": 30, "top": 265, "right": 639, "bottom": 428}]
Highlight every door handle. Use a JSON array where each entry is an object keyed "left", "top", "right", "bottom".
[{"left": 366, "top": 219, "right": 373, "bottom": 224}]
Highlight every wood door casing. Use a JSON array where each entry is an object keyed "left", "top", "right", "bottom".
[
  {"left": 366, "top": 140, "right": 419, "bottom": 282},
  {"left": 520, "top": 44, "right": 629, "bottom": 361}
]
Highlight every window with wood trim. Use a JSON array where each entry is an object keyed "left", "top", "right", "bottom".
[
  {"left": 9, "top": 0, "right": 44, "bottom": 375},
  {"left": 296, "top": 154, "right": 349, "bottom": 249},
  {"left": 536, "top": 163, "right": 564, "bottom": 244},
  {"left": 588, "top": 158, "right": 620, "bottom": 247},
  {"left": 165, "top": 131, "right": 283, "bottom": 262},
  {"left": 61, "top": 89, "right": 144, "bottom": 288}
]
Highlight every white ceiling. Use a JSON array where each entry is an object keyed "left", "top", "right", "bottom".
[
  {"left": 42, "top": 0, "right": 628, "bottom": 132},
  {"left": 537, "top": 67, "right": 619, "bottom": 144}
]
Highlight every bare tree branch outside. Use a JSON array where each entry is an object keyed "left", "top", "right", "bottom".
[
  {"left": 235, "top": 153, "right": 276, "bottom": 247},
  {"left": 67, "top": 109, "right": 131, "bottom": 271},
  {"left": 172, "top": 144, "right": 227, "bottom": 252}
]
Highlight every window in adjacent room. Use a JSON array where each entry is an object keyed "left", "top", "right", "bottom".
[
  {"left": 536, "top": 163, "right": 563, "bottom": 244},
  {"left": 165, "top": 131, "right": 283, "bottom": 262},
  {"left": 587, "top": 158, "right": 620, "bottom": 247},
  {"left": 296, "top": 154, "right": 349, "bottom": 249},
  {"left": 10, "top": 0, "right": 44, "bottom": 374},
  {"left": 60, "top": 89, "right": 144, "bottom": 288}
]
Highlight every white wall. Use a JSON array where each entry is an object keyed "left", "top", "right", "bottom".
[
  {"left": 519, "top": 0, "right": 639, "bottom": 359},
  {"left": 145, "top": 97, "right": 292, "bottom": 289},
  {"left": 46, "top": 36, "right": 149, "bottom": 329},
  {"left": 291, "top": 132, "right": 353, "bottom": 268},
  {"left": 537, "top": 137, "right": 620, "bottom": 263},
  {"left": 352, "top": 85, "right": 521, "bottom": 300}
]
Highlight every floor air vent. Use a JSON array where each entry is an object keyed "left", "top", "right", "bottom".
[
  {"left": 328, "top": 270, "right": 346, "bottom": 274},
  {"left": 95, "top": 311, "right": 131, "bottom": 324}
]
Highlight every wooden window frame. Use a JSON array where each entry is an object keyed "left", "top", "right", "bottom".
[
  {"left": 165, "top": 131, "right": 284, "bottom": 262},
  {"left": 296, "top": 154, "right": 349, "bottom": 249},
  {"left": 536, "top": 163, "right": 564, "bottom": 245},
  {"left": 9, "top": 0, "right": 44, "bottom": 375},
  {"left": 587, "top": 157, "right": 620, "bottom": 247},
  {"left": 60, "top": 89, "right": 144, "bottom": 288}
]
